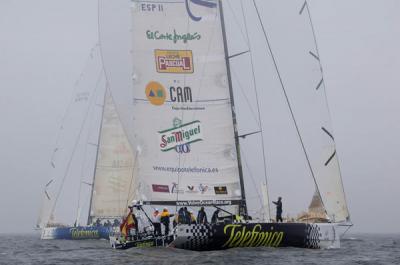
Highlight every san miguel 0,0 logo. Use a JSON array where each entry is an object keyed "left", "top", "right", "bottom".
[
  {"left": 159, "top": 118, "right": 202, "bottom": 152},
  {"left": 155, "top": 50, "right": 194, "bottom": 74}
]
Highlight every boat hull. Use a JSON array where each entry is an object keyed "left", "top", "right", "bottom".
[
  {"left": 41, "top": 226, "right": 114, "bottom": 240},
  {"left": 171, "top": 222, "right": 340, "bottom": 250},
  {"left": 109, "top": 235, "right": 175, "bottom": 249}
]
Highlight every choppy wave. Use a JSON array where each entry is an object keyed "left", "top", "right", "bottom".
[{"left": 0, "top": 234, "right": 399, "bottom": 265}]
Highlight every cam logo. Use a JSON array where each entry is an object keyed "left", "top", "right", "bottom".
[
  {"left": 155, "top": 50, "right": 194, "bottom": 74},
  {"left": 185, "top": 0, "right": 217, "bottom": 21},
  {"left": 159, "top": 118, "right": 202, "bottom": 152},
  {"left": 145, "top": 81, "right": 166, "bottom": 106}
]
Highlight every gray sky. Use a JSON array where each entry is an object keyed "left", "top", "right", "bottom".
[{"left": 0, "top": 0, "right": 399, "bottom": 234}]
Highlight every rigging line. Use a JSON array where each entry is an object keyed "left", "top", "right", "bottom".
[
  {"left": 304, "top": 1, "right": 350, "bottom": 220},
  {"left": 228, "top": 50, "right": 250, "bottom": 59},
  {"left": 237, "top": 130, "right": 261, "bottom": 139},
  {"left": 240, "top": 0, "right": 271, "bottom": 220},
  {"left": 77, "top": 78, "right": 106, "bottom": 225},
  {"left": 87, "top": 84, "right": 108, "bottom": 225},
  {"left": 220, "top": 1, "right": 247, "bottom": 216},
  {"left": 74, "top": 119, "right": 91, "bottom": 224},
  {"left": 125, "top": 151, "right": 139, "bottom": 211},
  {"left": 240, "top": 146, "right": 264, "bottom": 220},
  {"left": 225, "top": 0, "right": 248, "bottom": 44},
  {"left": 48, "top": 69, "right": 105, "bottom": 225},
  {"left": 230, "top": 67, "right": 259, "bottom": 126},
  {"left": 50, "top": 44, "right": 100, "bottom": 165},
  {"left": 250, "top": 0, "right": 327, "bottom": 213}
]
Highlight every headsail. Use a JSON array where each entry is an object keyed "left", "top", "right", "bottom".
[
  {"left": 245, "top": 0, "right": 350, "bottom": 223},
  {"left": 99, "top": 0, "right": 243, "bottom": 207},
  {"left": 88, "top": 90, "right": 137, "bottom": 223}
]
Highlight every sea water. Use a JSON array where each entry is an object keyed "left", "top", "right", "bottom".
[{"left": 0, "top": 234, "right": 399, "bottom": 265}]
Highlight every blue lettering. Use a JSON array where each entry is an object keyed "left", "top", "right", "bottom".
[{"left": 185, "top": 0, "right": 217, "bottom": 22}]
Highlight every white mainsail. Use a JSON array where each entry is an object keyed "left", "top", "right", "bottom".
[
  {"left": 100, "top": 0, "right": 243, "bottom": 206},
  {"left": 88, "top": 91, "right": 136, "bottom": 221}
]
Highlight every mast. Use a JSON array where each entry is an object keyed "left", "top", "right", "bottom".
[
  {"left": 86, "top": 83, "right": 107, "bottom": 226},
  {"left": 219, "top": 0, "right": 248, "bottom": 217}
]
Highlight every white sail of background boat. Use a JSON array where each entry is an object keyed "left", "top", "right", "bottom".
[
  {"left": 99, "top": 0, "right": 352, "bottom": 250},
  {"left": 37, "top": 46, "right": 137, "bottom": 239}
]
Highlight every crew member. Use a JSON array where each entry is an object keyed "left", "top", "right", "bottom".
[
  {"left": 273, "top": 197, "right": 283, "bottom": 222},
  {"left": 160, "top": 208, "right": 173, "bottom": 235},
  {"left": 189, "top": 210, "right": 196, "bottom": 224},
  {"left": 197, "top": 207, "right": 208, "bottom": 224},
  {"left": 152, "top": 209, "right": 162, "bottom": 236},
  {"left": 184, "top": 207, "right": 191, "bottom": 224},
  {"left": 211, "top": 209, "right": 220, "bottom": 224}
]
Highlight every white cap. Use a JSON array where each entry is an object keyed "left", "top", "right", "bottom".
[
  {"left": 155, "top": 208, "right": 159, "bottom": 212},
  {"left": 131, "top": 200, "right": 137, "bottom": 206}
]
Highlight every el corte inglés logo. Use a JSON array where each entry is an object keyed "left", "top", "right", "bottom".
[
  {"left": 159, "top": 118, "right": 202, "bottom": 152},
  {"left": 146, "top": 81, "right": 166, "bottom": 106},
  {"left": 155, "top": 50, "right": 194, "bottom": 74},
  {"left": 146, "top": 29, "right": 201, "bottom": 44}
]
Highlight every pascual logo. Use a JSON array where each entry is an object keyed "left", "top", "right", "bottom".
[
  {"left": 159, "top": 118, "right": 202, "bottom": 152},
  {"left": 185, "top": 0, "right": 217, "bottom": 22},
  {"left": 145, "top": 81, "right": 166, "bottom": 106},
  {"left": 155, "top": 50, "right": 194, "bottom": 74},
  {"left": 146, "top": 29, "right": 201, "bottom": 44}
]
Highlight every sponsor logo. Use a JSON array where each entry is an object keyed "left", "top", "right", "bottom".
[
  {"left": 70, "top": 228, "right": 100, "bottom": 239},
  {"left": 146, "top": 29, "right": 201, "bottom": 44},
  {"left": 171, "top": 182, "right": 184, "bottom": 194},
  {"left": 186, "top": 185, "right": 198, "bottom": 194},
  {"left": 185, "top": 0, "right": 217, "bottom": 22},
  {"left": 175, "top": 143, "right": 191, "bottom": 154},
  {"left": 176, "top": 200, "right": 233, "bottom": 206},
  {"left": 170, "top": 86, "right": 192, "bottom": 103},
  {"left": 155, "top": 50, "right": 194, "bottom": 74},
  {"left": 222, "top": 224, "right": 284, "bottom": 248},
  {"left": 145, "top": 81, "right": 166, "bottom": 106},
  {"left": 159, "top": 118, "right": 202, "bottom": 152},
  {"left": 152, "top": 184, "right": 170, "bottom": 193},
  {"left": 198, "top": 184, "right": 209, "bottom": 194},
  {"left": 172, "top": 106, "right": 205, "bottom": 111},
  {"left": 214, "top": 186, "right": 228, "bottom": 195},
  {"left": 152, "top": 166, "right": 219, "bottom": 174},
  {"left": 146, "top": 81, "right": 194, "bottom": 107},
  {"left": 136, "top": 241, "right": 155, "bottom": 248},
  {"left": 138, "top": 3, "right": 164, "bottom": 12}
]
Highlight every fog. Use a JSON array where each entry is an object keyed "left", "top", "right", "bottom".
[{"left": 0, "top": 0, "right": 399, "bottom": 234}]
